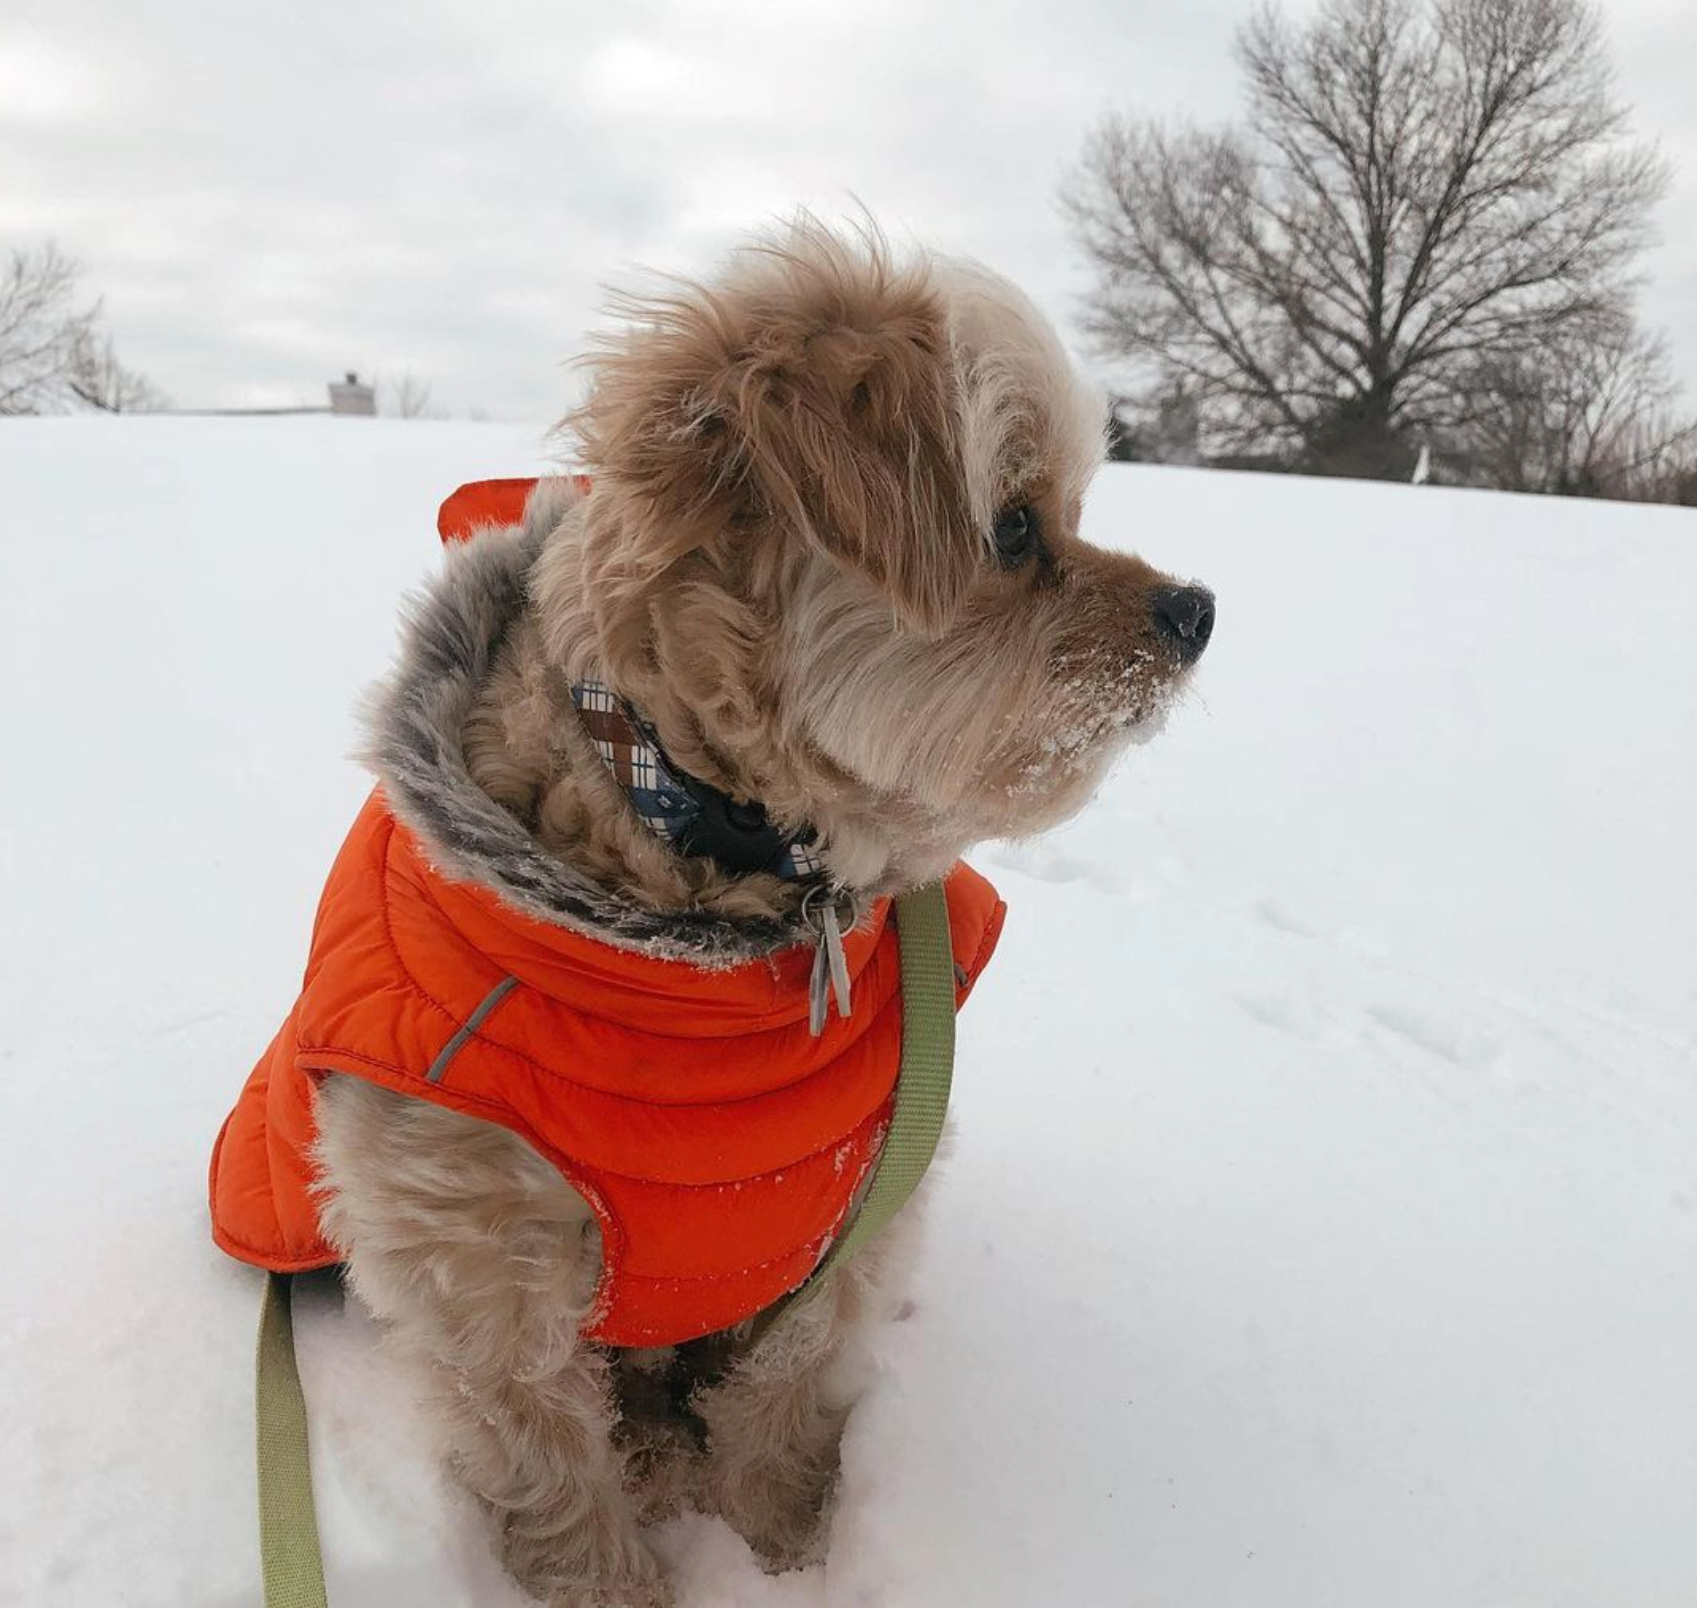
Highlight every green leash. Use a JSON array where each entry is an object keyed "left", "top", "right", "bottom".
[
  {"left": 250, "top": 880, "right": 957, "bottom": 1606},
  {"left": 809, "top": 881, "right": 956, "bottom": 1277},
  {"left": 256, "top": 1272, "right": 329, "bottom": 1608}
]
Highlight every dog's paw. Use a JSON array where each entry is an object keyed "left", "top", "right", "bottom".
[
  {"left": 540, "top": 1583, "right": 672, "bottom": 1608},
  {"left": 548, "top": 1581, "right": 672, "bottom": 1608},
  {"left": 525, "top": 1563, "right": 673, "bottom": 1608},
  {"left": 503, "top": 1525, "right": 670, "bottom": 1608},
  {"left": 706, "top": 1461, "right": 836, "bottom": 1575}
]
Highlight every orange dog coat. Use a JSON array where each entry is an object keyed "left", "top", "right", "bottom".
[{"left": 209, "top": 480, "right": 1006, "bottom": 1347}]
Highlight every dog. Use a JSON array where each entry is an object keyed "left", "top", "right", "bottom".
[{"left": 218, "top": 218, "right": 1213, "bottom": 1607}]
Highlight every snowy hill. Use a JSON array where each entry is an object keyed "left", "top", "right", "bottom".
[{"left": 3, "top": 416, "right": 1695, "bottom": 1608}]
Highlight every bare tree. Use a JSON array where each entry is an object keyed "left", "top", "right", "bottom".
[
  {"left": 66, "top": 326, "right": 168, "bottom": 414},
  {"left": 379, "top": 372, "right": 446, "bottom": 419},
  {"left": 1063, "top": 0, "right": 1671, "bottom": 480},
  {"left": 1456, "top": 303, "right": 1693, "bottom": 495},
  {"left": 1, "top": 240, "right": 164, "bottom": 415},
  {"left": 0, "top": 243, "right": 98, "bottom": 414}
]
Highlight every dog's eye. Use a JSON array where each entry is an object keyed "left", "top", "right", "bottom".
[{"left": 991, "top": 504, "right": 1040, "bottom": 568}]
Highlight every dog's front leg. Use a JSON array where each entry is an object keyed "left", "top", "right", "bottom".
[
  {"left": 314, "top": 1076, "right": 666, "bottom": 1608},
  {"left": 695, "top": 1206, "right": 923, "bottom": 1572}
]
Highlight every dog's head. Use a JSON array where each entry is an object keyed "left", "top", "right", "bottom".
[{"left": 538, "top": 220, "right": 1212, "bottom": 891}]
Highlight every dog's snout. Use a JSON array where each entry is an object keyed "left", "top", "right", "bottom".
[{"left": 1151, "top": 584, "right": 1215, "bottom": 661}]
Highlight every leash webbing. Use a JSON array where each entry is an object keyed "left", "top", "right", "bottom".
[
  {"left": 256, "top": 1272, "right": 329, "bottom": 1608},
  {"left": 746, "top": 880, "right": 956, "bottom": 1350},
  {"left": 248, "top": 880, "right": 956, "bottom": 1603},
  {"left": 811, "top": 881, "right": 955, "bottom": 1276}
]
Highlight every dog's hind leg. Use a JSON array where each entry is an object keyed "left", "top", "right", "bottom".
[
  {"left": 313, "top": 1075, "right": 667, "bottom": 1608},
  {"left": 694, "top": 1199, "right": 926, "bottom": 1572}
]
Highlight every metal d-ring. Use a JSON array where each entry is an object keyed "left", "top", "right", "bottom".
[{"left": 800, "top": 883, "right": 860, "bottom": 935}]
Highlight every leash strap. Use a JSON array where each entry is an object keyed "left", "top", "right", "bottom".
[
  {"left": 744, "top": 881, "right": 955, "bottom": 1351},
  {"left": 811, "top": 880, "right": 956, "bottom": 1276},
  {"left": 256, "top": 1272, "right": 329, "bottom": 1608},
  {"left": 248, "top": 881, "right": 955, "bottom": 1601}
]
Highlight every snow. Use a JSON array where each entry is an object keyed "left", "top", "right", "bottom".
[{"left": 4, "top": 415, "right": 1696, "bottom": 1608}]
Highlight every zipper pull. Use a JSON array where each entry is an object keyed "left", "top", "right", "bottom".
[{"left": 803, "top": 887, "right": 857, "bottom": 1036}]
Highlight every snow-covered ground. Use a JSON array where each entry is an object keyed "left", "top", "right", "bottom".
[{"left": 3, "top": 416, "right": 1695, "bottom": 1608}]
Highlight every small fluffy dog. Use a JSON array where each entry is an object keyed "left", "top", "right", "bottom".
[{"left": 304, "top": 221, "right": 1212, "bottom": 1605}]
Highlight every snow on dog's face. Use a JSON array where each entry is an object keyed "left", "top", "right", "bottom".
[{"left": 544, "top": 220, "right": 1212, "bottom": 891}]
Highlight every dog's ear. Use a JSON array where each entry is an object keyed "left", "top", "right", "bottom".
[
  {"left": 732, "top": 289, "right": 978, "bottom": 634},
  {"left": 576, "top": 239, "right": 980, "bottom": 635}
]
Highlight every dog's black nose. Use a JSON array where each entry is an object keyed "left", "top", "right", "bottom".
[{"left": 1152, "top": 584, "right": 1215, "bottom": 661}]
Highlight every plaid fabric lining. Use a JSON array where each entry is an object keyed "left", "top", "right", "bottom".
[{"left": 570, "top": 679, "right": 826, "bottom": 882}]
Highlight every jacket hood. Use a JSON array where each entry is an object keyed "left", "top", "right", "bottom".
[{"left": 361, "top": 477, "right": 807, "bottom": 965}]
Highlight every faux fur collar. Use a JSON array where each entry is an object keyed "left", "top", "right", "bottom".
[{"left": 362, "top": 479, "right": 806, "bottom": 966}]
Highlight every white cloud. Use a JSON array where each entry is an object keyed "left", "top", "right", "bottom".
[{"left": 0, "top": 29, "right": 98, "bottom": 125}]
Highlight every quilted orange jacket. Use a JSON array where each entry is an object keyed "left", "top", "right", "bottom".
[{"left": 208, "top": 479, "right": 1006, "bottom": 1346}]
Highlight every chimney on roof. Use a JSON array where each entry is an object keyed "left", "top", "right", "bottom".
[{"left": 328, "top": 371, "right": 376, "bottom": 416}]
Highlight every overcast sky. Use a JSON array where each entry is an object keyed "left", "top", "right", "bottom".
[{"left": 4, "top": 0, "right": 1693, "bottom": 423}]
